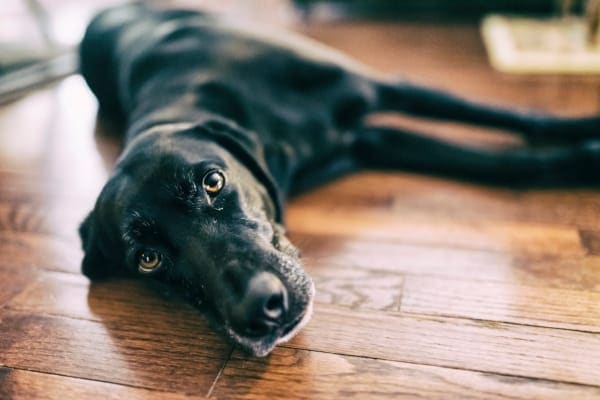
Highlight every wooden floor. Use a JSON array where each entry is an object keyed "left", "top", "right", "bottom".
[{"left": 2, "top": 19, "right": 600, "bottom": 400}]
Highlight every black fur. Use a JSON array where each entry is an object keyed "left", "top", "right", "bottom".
[{"left": 79, "top": 4, "right": 600, "bottom": 356}]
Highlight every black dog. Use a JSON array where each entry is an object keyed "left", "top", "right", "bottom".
[{"left": 79, "top": 4, "right": 600, "bottom": 356}]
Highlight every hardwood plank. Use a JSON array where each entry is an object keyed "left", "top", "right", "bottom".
[
  {"left": 6, "top": 228, "right": 597, "bottom": 389},
  {"left": 0, "top": 201, "right": 88, "bottom": 239},
  {"left": 401, "top": 276, "right": 600, "bottom": 332},
  {"left": 10, "top": 268, "right": 600, "bottom": 387},
  {"left": 5, "top": 271, "right": 110, "bottom": 320},
  {"left": 294, "top": 233, "right": 600, "bottom": 291},
  {"left": 291, "top": 172, "right": 516, "bottom": 214},
  {"left": 2, "top": 273, "right": 231, "bottom": 394},
  {"left": 287, "top": 206, "right": 585, "bottom": 257},
  {"left": 307, "top": 265, "right": 404, "bottom": 311},
  {"left": 212, "top": 347, "right": 600, "bottom": 400},
  {"left": 0, "top": 264, "right": 37, "bottom": 307},
  {"left": 0, "top": 232, "right": 81, "bottom": 274},
  {"left": 0, "top": 76, "right": 111, "bottom": 185},
  {"left": 292, "top": 172, "right": 600, "bottom": 232},
  {"left": 6, "top": 272, "right": 217, "bottom": 330},
  {"left": 0, "top": 171, "right": 101, "bottom": 202},
  {"left": 283, "top": 305, "right": 600, "bottom": 386},
  {"left": 518, "top": 192, "right": 600, "bottom": 232},
  {"left": 0, "top": 311, "right": 229, "bottom": 394},
  {"left": 0, "top": 367, "right": 208, "bottom": 400},
  {"left": 303, "top": 246, "right": 600, "bottom": 316}
]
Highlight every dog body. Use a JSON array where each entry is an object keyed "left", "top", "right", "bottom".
[{"left": 79, "top": 4, "right": 600, "bottom": 356}]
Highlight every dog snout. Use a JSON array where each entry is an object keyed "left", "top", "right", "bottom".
[{"left": 231, "top": 271, "right": 289, "bottom": 336}]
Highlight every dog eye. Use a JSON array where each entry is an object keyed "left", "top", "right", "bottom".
[
  {"left": 202, "top": 170, "right": 225, "bottom": 195},
  {"left": 138, "top": 250, "right": 162, "bottom": 273}
]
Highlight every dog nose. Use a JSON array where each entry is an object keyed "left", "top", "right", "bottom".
[{"left": 237, "top": 271, "right": 288, "bottom": 335}]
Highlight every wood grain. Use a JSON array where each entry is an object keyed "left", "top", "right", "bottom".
[
  {"left": 0, "top": 265, "right": 37, "bottom": 308},
  {"left": 287, "top": 206, "right": 585, "bottom": 257},
  {"left": 0, "top": 368, "right": 208, "bottom": 400},
  {"left": 2, "top": 273, "right": 231, "bottom": 394},
  {"left": 0, "top": 232, "right": 82, "bottom": 273},
  {"left": 0, "top": 200, "right": 88, "bottom": 239},
  {"left": 285, "top": 304, "right": 600, "bottom": 386},
  {"left": 308, "top": 264, "right": 404, "bottom": 311},
  {"left": 6, "top": 271, "right": 213, "bottom": 326},
  {"left": 212, "top": 347, "right": 600, "bottom": 400},
  {"left": 14, "top": 273, "right": 600, "bottom": 386},
  {"left": 293, "top": 172, "right": 600, "bottom": 232},
  {"left": 0, "top": 311, "right": 229, "bottom": 394},
  {"left": 294, "top": 232, "right": 600, "bottom": 291},
  {"left": 401, "top": 275, "right": 600, "bottom": 332},
  {"left": 0, "top": 171, "right": 100, "bottom": 202}
]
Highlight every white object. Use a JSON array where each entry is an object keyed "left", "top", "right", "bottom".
[{"left": 482, "top": 14, "right": 600, "bottom": 74}]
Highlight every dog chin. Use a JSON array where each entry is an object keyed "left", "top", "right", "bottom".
[{"left": 227, "top": 282, "right": 315, "bottom": 357}]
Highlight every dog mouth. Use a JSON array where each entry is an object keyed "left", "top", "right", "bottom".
[{"left": 224, "top": 280, "right": 315, "bottom": 357}]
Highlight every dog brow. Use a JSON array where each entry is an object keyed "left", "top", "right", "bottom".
[
  {"left": 170, "top": 170, "right": 200, "bottom": 209},
  {"left": 121, "top": 211, "right": 158, "bottom": 243}
]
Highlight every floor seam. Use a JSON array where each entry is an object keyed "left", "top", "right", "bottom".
[{"left": 206, "top": 346, "right": 234, "bottom": 398}]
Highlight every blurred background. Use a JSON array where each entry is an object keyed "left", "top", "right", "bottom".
[{"left": 0, "top": 0, "right": 598, "bottom": 104}]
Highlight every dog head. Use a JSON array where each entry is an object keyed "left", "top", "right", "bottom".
[{"left": 80, "top": 121, "right": 314, "bottom": 356}]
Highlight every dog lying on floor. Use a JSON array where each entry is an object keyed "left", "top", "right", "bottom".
[{"left": 79, "top": 3, "right": 600, "bottom": 356}]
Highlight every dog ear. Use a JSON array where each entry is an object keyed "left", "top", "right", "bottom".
[{"left": 79, "top": 211, "right": 116, "bottom": 280}]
